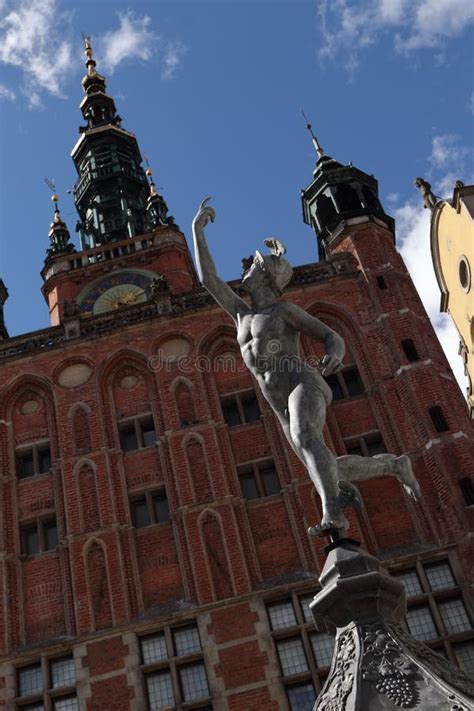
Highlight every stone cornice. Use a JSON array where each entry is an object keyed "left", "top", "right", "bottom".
[{"left": 1, "top": 253, "right": 358, "bottom": 364}]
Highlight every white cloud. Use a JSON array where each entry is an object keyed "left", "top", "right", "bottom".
[
  {"left": 469, "top": 92, "right": 474, "bottom": 115},
  {"left": 99, "top": 12, "right": 157, "bottom": 74},
  {"left": 0, "top": 0, "right": 73, "bottom": 106},
  {"left": 0, "top": 5, "right": 185, "bottom": 107},
  {"left": 395, "top": 201, "right": 468, "bottom": 394},
  {"left": 318, "top": 0, "right": 474, "bottom": 74},
  {"left": 96, "top": 12, "right": 185, "bottom": 80},
  {"left": 430, "top": 134, "right": 471, "bottom": 168},
  {"left": 162, "top": 42, "right": 187, "bottom": 80},
  {"left": 396, "top": 0, "right": 474, "bottom": 51},
  {"left": 0, "top": 82, "right": 15, "bottom": 101},
  {"left": 394, "top": 128, "right": 472, "bottom": 399}
]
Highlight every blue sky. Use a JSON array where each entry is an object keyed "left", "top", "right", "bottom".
[{"left": 0, "top": 0, "right": 473, "bottom": 391}]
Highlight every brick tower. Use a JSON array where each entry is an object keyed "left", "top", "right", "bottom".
[{"left": 0, "top": 42, "right": 472, "bottom": 711}]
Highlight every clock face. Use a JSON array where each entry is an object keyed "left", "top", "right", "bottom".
[{"left": 78, "top": 270, "right": 154, "bottom": 315}]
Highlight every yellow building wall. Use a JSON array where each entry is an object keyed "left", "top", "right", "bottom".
[{"left": 433, "top": 197, "right": 474, "bottom": 416}]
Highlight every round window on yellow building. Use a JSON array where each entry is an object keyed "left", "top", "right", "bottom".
[{"left": 458, "top": 256, "right": 471, "bottom": 293}]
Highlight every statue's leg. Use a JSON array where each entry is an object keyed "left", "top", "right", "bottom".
[
  {"left": 336, "top": 453, "right": 420, "bottom": 500},
  {"left": 287, "top": 381, "right": 348, "bottom": 531}
]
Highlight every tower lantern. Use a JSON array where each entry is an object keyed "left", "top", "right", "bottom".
[{"left": 301, "top": 119, "right": 394, "bottom": 260}]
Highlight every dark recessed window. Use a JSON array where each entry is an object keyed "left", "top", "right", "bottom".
[
  {"left": 326, "top": 364, "right": 364, "bottom": 401},
  {"left": 16, "top": 442, "right": 52, "bottom": 479},
  {"left": 459, "top": 477, "right": 474, "bottom": 507},
  {"left": 22, "top": 525, "right": 40, "bottom": 556},
  {"left": 120, "top": 424, "right": 139, "bottom": 452},
  {"left": 130, "top": 491, "right": 170, "bottom": 528},
  {"left": 21, "top": 518, "right": 58, "bottom": 555},
  {"left": 238, "top": 460, "right": 280, "bottom": 500},
  {"left": 44, "top": 520, "right": 59, "bottom": 551},
  {"left": 402, "top": 339, "right": 419, "bottom": 362},
  {"left": 376, "top": 275, "right": 387, "bottom": 289},
  {"left": 429, "top": 406, "right": 449, "bottom": 433},
  {"left": 345, "top": 432, "right": 387, "bottom": 457},
  {"left": 221, "top": 389, "right": 261, "bottom": 427},
  {"left": 119, "top": 415, "right": 156, "bottom": 452}
]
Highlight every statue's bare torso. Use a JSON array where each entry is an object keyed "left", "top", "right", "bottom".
[{"left": 236, "top": 304, "right": 330, "bottom": 414}]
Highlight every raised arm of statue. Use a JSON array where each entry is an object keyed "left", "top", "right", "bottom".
[{"left": 192, "top": 198, "right": 249, "bottom": 321}]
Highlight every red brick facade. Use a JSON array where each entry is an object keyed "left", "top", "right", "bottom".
[{"left": 0, "top": 208, "right": 473, "bottom": 709}]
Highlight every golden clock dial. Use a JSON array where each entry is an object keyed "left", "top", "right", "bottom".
[{"left": 93, "top": 284, "right": 147, "bottom": 315}]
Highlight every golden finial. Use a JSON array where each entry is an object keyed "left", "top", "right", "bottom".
[
  {"left": 145, "top": 166, "right": 158, "bottom": 196},
  {"left": 51, "top": 194, "right": 61, "bottom": 222},
  {"left": 45, "top": 178, "right": 62, "bottom": 222},
  {"left": 84, "top": 36, "right": 93, "bottom": 59},
  {"left": 83, "top": 35, "right": 97, "bottom": 75}
]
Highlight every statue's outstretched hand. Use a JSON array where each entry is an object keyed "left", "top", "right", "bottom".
[
  {"left": 320, "top": 354, "right": 344, "bottom": 376},
  {"left": 193, "top": 197, "right": 216, "bottom": 231}
]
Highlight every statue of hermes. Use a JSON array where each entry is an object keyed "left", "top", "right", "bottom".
[{"left": 192, "top": 198, "right": 420, "bottom": 535}]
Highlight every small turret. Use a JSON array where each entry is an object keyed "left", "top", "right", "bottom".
[
  {"left": 301, "top": 116, "right": 394, "bottom": 260},
  {"left": 145, "top": 166, "right": 176, "bottom": 229},
  {"left": 47, "top": 194, "right": 75, "bottom": 258}
]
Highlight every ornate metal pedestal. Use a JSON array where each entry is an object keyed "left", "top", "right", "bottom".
[{"left": 310, "top": 540, "right": 474, "bottom": 710}]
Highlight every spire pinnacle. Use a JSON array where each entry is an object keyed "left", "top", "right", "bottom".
[
  {"left": 45, "top": 183, "right": 75, "bottom": 258},
  {"left": 301, "top": 109, "right": 325, "bottom": 161},
  {"left": 145, "top": 168, "right": 158, "bottom": 197},
  {"left": 144, "top": 164, "right": 176, "bottom": 229},
  {"left": 84, "top": 35, "right": 97, "bottom": 76},
  {"left": 81, "top": 35, "right": 106, "bottom": 96}
]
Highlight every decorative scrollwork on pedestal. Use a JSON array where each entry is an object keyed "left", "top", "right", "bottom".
[
  {"left": 389, "top": 624, "right": 474, "bottom": 700},
  {"left": 314, "top": 628, "right": 356, "bottom": 710},
  {"left": 362, "top": 625, "right": 419, "bottom": 708}
]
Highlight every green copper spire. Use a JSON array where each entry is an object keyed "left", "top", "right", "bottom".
[{"left": 71, "top": 37, "right": 150, "bottom": 248}]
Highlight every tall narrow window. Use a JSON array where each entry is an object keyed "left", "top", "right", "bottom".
[
  {"left": 429, "top": 406, "right": 449, "bottom": 433},
  {"left": 376, "top": 275, "right": 387, "bottom": 289},
  {"left": 401, "top": 339, "right": 419, "bottom": 362},
  {"left": 459, "top": 477, "right": 474, "bottom": 507}
]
